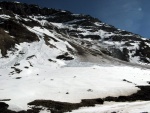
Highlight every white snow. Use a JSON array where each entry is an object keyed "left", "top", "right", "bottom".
[
  {"left": 15, "top": 15, "right": 21, "bottom": 20},
  {"left": 0, "top": 63, "right": 150, "bottom": 111},
  {"left": 39, "top": 20, "right": 48, "bottom": 26},
  {"left": 39, "top": 110, "right": 50, "bottom": 113},
  {"left": 0, "top": 10, "right": 150, "bottom": 113},
  {"left": 0, "top": 26, "right": 147, "bottom": 112},
  {"left": 14, "top": 1, "right": 20, "bottom": 4},
  {"left": 32, "top": 27, "right": 54, "bottom": 37},
  {"left": 69, "top": 101, "right": 150, "bottom": 113},
  {"left": 23, "top": 18, "right": 31, "bottom": 22},
  {"left": 94, "top": 22, "right": 103, "bottom": 26},
  {"left": 61, "top": 10, "right": 66, "bottom": 13},
  {"left": 0, "top": 14, "right": 11, "bottom": 19},
  {"left": 28, "top": 15, "right": 55, "bottom": 27},
  {"left": 71, "top": 14, "right": 80, "bottom": 16},
  {"left": 50, "top": 22, "right": 64, "bottom": 28}
]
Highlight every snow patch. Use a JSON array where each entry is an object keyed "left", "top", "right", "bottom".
[{"left": 0, "top": 14, "right": 11, "bottom": 19}]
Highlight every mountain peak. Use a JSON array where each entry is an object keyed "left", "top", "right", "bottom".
[{"left": 0, "top": 1, "right": 150, "bottom": 64}]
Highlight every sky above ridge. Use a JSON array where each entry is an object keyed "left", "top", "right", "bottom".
[{"left": 5, "top": 0, "right": 150, "bottom": 38}]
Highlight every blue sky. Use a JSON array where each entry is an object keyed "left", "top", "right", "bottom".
[{"left": 5, "top": 0, "right": 150, "bottom": 38}]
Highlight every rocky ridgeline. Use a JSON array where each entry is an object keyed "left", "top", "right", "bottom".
[{"left": 0, "top": 1, "right": 150, "bottom": 63}]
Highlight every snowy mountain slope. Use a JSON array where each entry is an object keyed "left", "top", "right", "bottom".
[
  {"left": 0, "top": 1, "right": 150, "bottom": 113},
  {"left": 0, "top": 1, "right": 150, "bottom": 65}
]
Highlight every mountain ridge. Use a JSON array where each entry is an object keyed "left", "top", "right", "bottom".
[{"left": 0, "top": 1, "right": 150, "bottom": 64}]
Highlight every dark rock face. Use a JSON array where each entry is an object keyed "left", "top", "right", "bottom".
[
  {"left": 28, "top": 98, "right": 104, "bottom": 113},
  {"left": 0, "top": 19, "right": 39, "bottom": 56},
  {"left": 134, "top": 41, "right": 150, "bottom": 63},
  {"left": 110, "top": 35, "right": 143, "bottom": 41},
  {"left": 0, "top": 102, "right": 9, "bottom": 111},
  {"left": 81, "top": 35, "right": 101, "bottom": 40},
  {"left": 0, "top": 28, "right": 15, "bottom": 56},
  {"left": 104, "top": 86, "right": 150, "bottom": 102},
  {"left": 0, "top": 1, "right": 58, "bottom": 16},
  {"left": 0, "top": 20, "right": 39, "bottom": 43},
  {"left": 56, "top": 53, "right": 74, "bottom": 60},
  {"left": 110, "top": 48, "right": 129, "bottom": 61}
]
